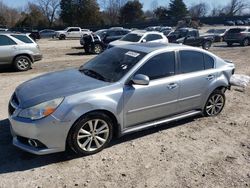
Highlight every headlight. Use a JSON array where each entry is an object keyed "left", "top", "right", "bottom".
[{"left": 18, "top": 98, "right": 64, "bottom": 120}]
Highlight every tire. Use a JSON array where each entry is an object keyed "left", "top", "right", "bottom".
[
  {"left": 227, "top": 42, "right": 233, "bottom": 47},
  {"left": 203, "top": 90, "right": 225, "bottom": 117},
  {"left": 241, "top": 38, "right": 249, "bottom": 46},
  {"left": 59, "top": 35, "right": 66, "bottom": 40},
  {"left": 13, "top": 56, "right": 32, "bottom": 71},
  {"left": 67, "top": 112, "right": 113, "bottom": 155},
  {"left": 202, "top": 41, "right": 212, "bottom": 50},
  {"left": 93, "top": 44, "right": 103, "bottom": 54}
]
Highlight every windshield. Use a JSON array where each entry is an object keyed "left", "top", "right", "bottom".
[
  {"left": 80, "top": 47, "right": 146, "bottom": 82},
  {"left": 121, "top": 33, "right": 143, "bottom": 42},
  {"left": 94, "top": 30, "right": 106, "bottom": 38},
  {"left": 214, "top": 29, "right": 226, "bottom": 34},
  {"left": 206, "top": 29, "right": 215, "bottom": 33}
]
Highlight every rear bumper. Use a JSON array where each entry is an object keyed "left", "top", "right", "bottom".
[{"left": 33, "top": 54, "right": 43, "bottom": 62}]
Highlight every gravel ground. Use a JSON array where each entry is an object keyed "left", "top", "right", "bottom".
[{"left": 0, "top": 36, "right": 249, "bottom": 188}]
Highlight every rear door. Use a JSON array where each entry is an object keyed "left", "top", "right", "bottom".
[
  {"left": 123, "top": 51, "right": 180, "bottom": 127},
  {"left": 177, "top": 50, "right": 217, "bottom": 112},
  {"left": 0, "top": 35, "right": 17, "bottom": 65}
]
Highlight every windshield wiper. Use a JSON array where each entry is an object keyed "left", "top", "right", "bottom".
[{"left": 79, "top": 68, "right": 108, "bottom": 82}]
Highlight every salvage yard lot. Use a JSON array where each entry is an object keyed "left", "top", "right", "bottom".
[{"left": 0, "top": 38, "right": 250, "bottom": 188}]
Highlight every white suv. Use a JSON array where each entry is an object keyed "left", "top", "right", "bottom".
[{"left": 109, "top": 30, "right": 168, "bottom": 47}]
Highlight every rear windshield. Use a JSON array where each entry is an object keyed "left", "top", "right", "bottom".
[
  {"left": 228, "top": 28, "right": 246, "bottom": 33},
  {"left": 121, "top": 33, "right": 143, "bottom": 42},
  {"left": 11, "top": 35, "right": 33, "bottom": 43}
]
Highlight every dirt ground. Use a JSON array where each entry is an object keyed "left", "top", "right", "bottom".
[{"left": 0, "top": 35, "right": 250, "bottom": 188}]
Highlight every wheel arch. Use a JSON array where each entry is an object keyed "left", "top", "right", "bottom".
[{"left": 12, "top": 53, "right": 33, "bottom": 64}]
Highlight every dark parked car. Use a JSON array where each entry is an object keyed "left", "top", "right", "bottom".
[
  {"left": 224, "top": 27, "right": 250, "bottom": 46},
  {"left": 235, "top": 20, "right": 245, "bottom": 26},
  {"left": 202, "top": 28, "right": 229, "bottom": 42},
  {"left": 8, "top": 28, "right": 40, "bottom": 41},
  {"left": 225, "top": 21, "right": 235, "bottom": 26},
  {"left": 168, "top": 28, "right": 214, "bottom": 50},
  {"left": 39, "top": 29, "right": 56, "bottom": 38},
  {"left": 80, "top": 28, "right": 131, "bottom": 54}
]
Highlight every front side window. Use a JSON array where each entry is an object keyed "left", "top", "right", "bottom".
[
  {"left": 0, "top": 35, "right": 16, "bottom": 46},
  {"left": 180, "top": 50, "right": 204, "bottom": 73},
  {"left": 136, "top": 52, "right": 175, "bottom": 80},
  {"left": 80, "top": 47, "right": 146, "bottom": 82}
]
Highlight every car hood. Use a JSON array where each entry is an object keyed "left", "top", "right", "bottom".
[
  {"left": 15, "top": 69, "right": 111, "bottom": 108},
  {"left": 110, "top": 40, "right": 137, "bottom": 46}
]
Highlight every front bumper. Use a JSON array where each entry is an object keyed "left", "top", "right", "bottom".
[{"left": 9, "top": 115, "right": 70, "bottom": 155}]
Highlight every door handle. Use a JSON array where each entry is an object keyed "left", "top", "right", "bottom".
[
  {"left": 167, "top": 83, "right": 178, "bottom": 90},
  {"left": 206, "top": 75, "right": 215, "bottom": 81}
]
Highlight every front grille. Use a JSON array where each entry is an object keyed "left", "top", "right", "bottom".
[
  {"left": 8, "top": 103, "right": 15, "bottom": 115},
  {"left": 8, "top": 93, "right": 19, "bottom": 116},
  {"left": 12, "top": 93, "right": 19, "bottom": 106}
]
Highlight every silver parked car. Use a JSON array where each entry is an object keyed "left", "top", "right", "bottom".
[
  {"left": 0, "top": 33, "right": 42, "bottom": 71},
  {"left": 9, "top": 43, "right": 235, "bottom": 155}
]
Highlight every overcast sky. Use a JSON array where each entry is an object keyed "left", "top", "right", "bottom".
[{"left": 0, "top": 0, "right": 245, "bottom": 10}]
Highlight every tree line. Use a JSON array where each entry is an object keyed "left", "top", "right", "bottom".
[{"left": 0, "top": 0, "right": 249, "bottom": 28}]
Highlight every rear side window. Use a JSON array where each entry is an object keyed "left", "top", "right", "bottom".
[
  {"left": 0, "top": 35, "right": 16, "bottom": 46},
  {"left": 145, "top": 34, "right": 163, "bottom": 41},
  {"left": 204, "top": 54, "right": 214, "bottom": 69},
  {"left": 228, "top": 28, "right": 246, "bottom": 33},
  {"left": 136, "top": 52, "right": 175, "bottom": 80},
  {"left": 180, "top": 51, "right": 204, "bottom": 73},
  {"left": 11, "top": 35, "right": 33, "bottom": 43}
]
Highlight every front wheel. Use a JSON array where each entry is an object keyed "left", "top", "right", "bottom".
[
  {"left": 202, "top": 41, "right": 212, "bottom": 50},
  {"left": 203, "top": 90, "right": 225, "bottom": 117},
  {"left": 93, "top": 44, "right": 103, "bottom": 54},
  {"left": 67, "top": 112, "right": 113, "bottom": 155}
]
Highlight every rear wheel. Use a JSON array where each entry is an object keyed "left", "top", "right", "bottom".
[
  {"left": 203, "top": 90, "right": 225, "bottom": 117},
  {"left": 13, "top": 56, "right": 32, "bottom": 71},
  {"left": 67, "top": 112, "right": 113, "bottom": 155},
  {"left": 241, "top": 38, "right": 249, "bottom": 46}
]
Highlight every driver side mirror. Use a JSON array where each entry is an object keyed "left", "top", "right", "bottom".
[
  {"left": 141, "top": 39, "right": 147, "bottom": 43},
  {"left": 131, "top": 74, "right": 150, "bottom": 85}
]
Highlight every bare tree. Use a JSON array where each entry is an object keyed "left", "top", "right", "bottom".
[
  {"left": 100, "top": 0, "right": 127, "bottom": 24},
  {"left": 0, "top": 0, "right": 21, "bottom": 27},
  {"left": 222, "top": 0, "right": 247, "bottom": 16},
  {"left": 36, "top": 0, "right": 60, "bottom": 26},
  {"left": 151, "top": 0, "right": 158, "bottom": 11},
  {"left": 189, "top": 3, "right": 209, "bottom": 18}
]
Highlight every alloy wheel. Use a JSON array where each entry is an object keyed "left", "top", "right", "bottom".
[
  {"left": 17, "top": 58, "right": 30, "bottom": 70},
  {"left": 205, "top": 94, "right": 225, "bottom": 116},
  {"left": 76, "top": 119, "right": 110, "bottom": 152}
]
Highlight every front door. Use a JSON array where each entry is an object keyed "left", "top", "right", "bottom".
[{"left": 123, "top": 51, "right": 179, "bottom": 128}]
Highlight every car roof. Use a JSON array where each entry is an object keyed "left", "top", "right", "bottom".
[
  {"left": 119, "top": 42, "right": 193, "bottom": 53},
  {"left": 130, "top": 30, "right": 163, "bottom": 35},
  {"left": 0, "top": 32, "right": 29, "bottom": 36}
]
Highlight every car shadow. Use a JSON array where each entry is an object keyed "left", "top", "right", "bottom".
[
  {"left": 0, "top": 65, "right": 15, "bottom": 73},
  {"left": 71, "top": 46, "right": 84, "bottom": 50},
  {"left": 65, "top": 52, "right": 92, "bottom": 56},
  {"left": 0, "top": 116, "right": 200, "bottom": 174},
  {"left": 213, "top": 43, "right": 244, "bottom": 48}
]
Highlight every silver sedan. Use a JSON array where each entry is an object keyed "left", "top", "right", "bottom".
[{"left": 9, "top": 43, "right": 235, "bottom": 155}]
